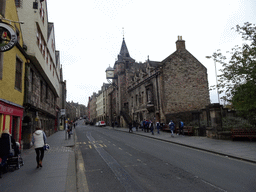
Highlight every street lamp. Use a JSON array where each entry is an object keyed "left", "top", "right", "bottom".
[
  {"left": 105, "top": 65, "right": 118, "bottom": 88},
  {"left": 206, "top": 56, "right": 220, "bottom": 104}
]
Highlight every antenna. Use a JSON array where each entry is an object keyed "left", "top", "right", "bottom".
[{"left": 122, "top": 27, "right": 124, "bottom": 39}]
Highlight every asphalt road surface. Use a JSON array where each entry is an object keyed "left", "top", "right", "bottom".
[{"left": 76, "top": 122, "right": 256, "bottom": 192}]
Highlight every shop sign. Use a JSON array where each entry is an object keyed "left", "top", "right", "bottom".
[
  {"left": 0, "top": 104, "right": 14, "bottom": 114},
  {"left": 61, "top": 109, "right": 66, "bottom": 116},
  {"left": 0, "top": 22, "right": 18, "bottom": 52}
]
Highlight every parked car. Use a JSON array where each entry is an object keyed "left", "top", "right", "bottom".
[{"left": 96, "top": 121, "right": 106, "bottom": 127}]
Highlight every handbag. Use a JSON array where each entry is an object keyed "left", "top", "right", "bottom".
[
  {"left": 43, "top": 144, "right": 50, "bottom": 151},
  {"left": 9, "top": 135, "right": 14, "bottom": 157}
]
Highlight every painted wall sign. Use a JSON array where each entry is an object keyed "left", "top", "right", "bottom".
[{"left": 0, "top": 22, "right": 18, "bottom": 52}]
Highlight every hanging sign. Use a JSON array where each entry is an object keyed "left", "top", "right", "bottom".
[{"left": 0, "top": 23, "right": 18, "bottom": 52}]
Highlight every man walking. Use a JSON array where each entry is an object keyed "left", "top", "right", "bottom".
[
  {"left": 169, "top": 120, "right": 175, "bottom": 137},
  {"left": 150, "top": 121, "right": 154, "bottom": 135},
  {"left": 179, "top": 121, "right": 184, "bottom": 136},
  {"left": 156, "top": 121, "right": 160, "bottom": 134}
]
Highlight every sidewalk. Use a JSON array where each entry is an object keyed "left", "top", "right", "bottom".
[
  {"left": 1, "top": 125, "right": 255, "bottom": 192},
  {"left": 0, "top": 130, "right": 76, "bottom": 192},
  {"left": 105, "top": 126, "right": 256, "bottom": 164}
]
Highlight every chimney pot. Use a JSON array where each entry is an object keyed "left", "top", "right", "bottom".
[{"left": 176, "top": 36, "right": 185, "bottom": 50}]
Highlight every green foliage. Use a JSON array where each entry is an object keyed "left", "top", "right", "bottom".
[
  {"left": 212, "top": 22, "right": 256, "bottom": 125},
  {"left": 222, "top": 116, "right": 254, "bottom": 129}
]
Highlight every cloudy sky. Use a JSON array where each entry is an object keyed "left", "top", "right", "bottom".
[{"left": 47, "top": 0, "right": 256, "bottom": 106}]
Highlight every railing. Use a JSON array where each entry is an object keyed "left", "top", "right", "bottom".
[{"left": 120, "top": 110, "right": 132, "bottom": 126}]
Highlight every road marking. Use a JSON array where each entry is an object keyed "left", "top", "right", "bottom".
[
  {"left": 201, "top": 179, "right": 227, "bottom": 192},
  {"left": 126, "top": 152, "right": 132, "bottom": 156},
  {"left": 86, "top": 168, "right": 102, "bottom": 173},
  {"left": 89, "top": 145, "right": 92, "bottom": 149},
  {"left": 99, "top": 144, "right": 104, "bottom": 148},
  {"left": 113, "top": 144, "right": 116, "bottom": 146},
  {"left": 76, "top": 136, "right": 89, "bottom": 192},
  {"left": 103, "top": 144, "right": 107, "bottom": 147},
  {"left": 83, "top": 142, "right": 86, "bottom": 144},
  {"left": 119, "top": 147, "right": 123, "bottom": 150},
  {"left": 87, "top": 132, "right": 144, "bottom": 192}
]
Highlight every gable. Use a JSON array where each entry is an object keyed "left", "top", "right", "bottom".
[{"left": 162, "top": 49, "right": 207, "bottom": 71}]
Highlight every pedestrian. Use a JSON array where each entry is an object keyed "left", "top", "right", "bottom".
[
  {"left": 135, "top": 121, "right": 138, "bottom": 132},
  {"left": 67, "top": 123, "right": 72, "bottom": 139},
  {"left": 128, "top": 123, "right": 133, "bottom": 133},
  {"left": 0, "top": 129, "right": 16, "bottom": 178},
  {"left": 143, "top": 120, "right": 146, "bottom": 132},
  {"left": 32, "top": 127, "right": 47, "bottom": 168},
  {"left": 146, "top": 120, "right": 150, "bottom": 132},
  {"left": 156, "top": 121, "right": 160, "bottom": 134},
  {"left": 179, "top": 121, "right": 184, "bottom": 136},
  {"left": 169, "top": 120, "right": 175, "bottom": 137},
  {"left": 132, "top": 121, "right": 137, "bottom": 132},
  {"left": 112, "top": 121, "right": 114, "bottom": 128},
  {"left": 141, "top": 121, "right": 144, "bottom": 131},
  {"left": 150, "top": 121, "right": 154, "bottom": 135}
]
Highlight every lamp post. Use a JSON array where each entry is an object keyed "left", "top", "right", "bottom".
[
  {"left": 206, "top": 56, "right": 220, "bottom": 104},
  {"left": 105, "top": 65, "right": 117, "bottom": 127}
]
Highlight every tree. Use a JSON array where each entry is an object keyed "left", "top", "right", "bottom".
[{"left": 212, "top": 22, "right": 256, "bottom": 125}]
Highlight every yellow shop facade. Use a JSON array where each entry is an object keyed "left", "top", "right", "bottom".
[{"left": 0, "top": 0, "right": 27, "bottom": 144}]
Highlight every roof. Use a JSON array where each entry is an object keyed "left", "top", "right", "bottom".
[
  {"left": 115, "top": 38, "right": 135, "bottom": 64},
  {"left": 119, "top": 38, "right": 130, "bottom": 57}
]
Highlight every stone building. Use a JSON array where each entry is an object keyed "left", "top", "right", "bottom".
[
  {"left": 107, "top": 36, "right": 210, "bottom": 127},
  {"left": 88, "top": 92, "right": 97, "bottom": 124},
  {"left": 16, "top": 1, "right": 64, "bottom": 148},
  {"left": 66, "top": 101, "right": 76, "bottom": 122},
  {"left": 95, "top": 83, "right": 111, "bottom": 124}
]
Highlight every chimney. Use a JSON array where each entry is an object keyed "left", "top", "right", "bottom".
[{"left": 176, "top": 36, "right": 185, "bottom": 50}]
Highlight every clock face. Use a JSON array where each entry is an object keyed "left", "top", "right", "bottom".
[{"left": 107, "top": 71, "right": 114, "bottom": 77}]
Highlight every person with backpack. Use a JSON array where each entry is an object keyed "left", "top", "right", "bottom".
[
  {"left": 169, "top": 120, "right": 175, "bottom": 137},
  {"left": 179, "top": 121, "right": 184, "bottom": 136}
]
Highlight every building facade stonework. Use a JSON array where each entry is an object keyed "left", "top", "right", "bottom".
[
  {"left": 16, "top": 1, "right": 64, "bottom": 148},
  {"left": 91, "top": 36, "right": 210, "bottom": 127}
]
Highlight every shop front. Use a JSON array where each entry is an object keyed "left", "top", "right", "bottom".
[{"left": 0, "top": 99, "right": 23, "bottom": 145}]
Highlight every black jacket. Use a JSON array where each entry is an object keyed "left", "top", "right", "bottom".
[{"left": 0, "top": 133, "right": 16, "bottom": 157}]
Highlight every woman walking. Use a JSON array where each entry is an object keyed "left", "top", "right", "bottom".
[{"left": 32, "top": 128, "right": 47, "bottom": 168}]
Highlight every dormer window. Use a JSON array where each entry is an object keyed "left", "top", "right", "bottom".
[
  {"left": 15, "top": 0, "right": 22, "bottom": 8},
  {"left": 40, "top": 3, "right": 45, "bottom": 24}
]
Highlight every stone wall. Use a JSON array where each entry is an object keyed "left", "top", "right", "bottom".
[{"left": 162, "top": 41, "right": 210, "bottom": 115}]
